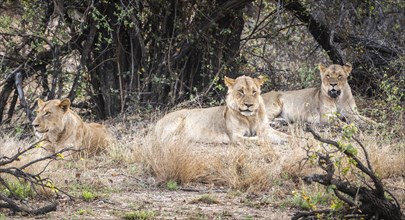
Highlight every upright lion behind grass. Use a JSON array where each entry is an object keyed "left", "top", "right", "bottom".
[
  {"left": 153, "top": 75, "right": 288, "bottom": 145},
  {"left": 262, "top": 63, "right": 376, "bottom": 126},
  {"left": 32, "top": 98, "right": 110, "bottom": 157}
]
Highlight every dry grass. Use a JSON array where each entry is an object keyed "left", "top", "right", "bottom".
[
  {"left": 140, "top": 123, "right": 311, "bottom": 192},
  {"left": 363, "top": 131, "right": 405, "bottom": 178},
  {"left": 209, "top": 145, "right": 273, "bottom": 191},
  {"left": 0, "top": 134, "right": 48, "bottom": 174},
  {"left": 123, "top": 116, "right": 405, "bottom": 194},
  {"left": 140, "top": 136, "right": 211, "bottom": 184}
]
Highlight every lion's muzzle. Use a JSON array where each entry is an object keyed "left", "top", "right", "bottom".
[
  {"left": 32, "top": 121, "right": 48, "bottom": 134},
  {"left": 239, "top": 102, "right": 257, "bottom": 116},
  {"left": 328, "top": 89, "right": 341, "bottom": 98},
  {"left": 239, "top": 108, "right": 256, "bottom": 116}
]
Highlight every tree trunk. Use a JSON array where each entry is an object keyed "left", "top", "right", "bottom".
[{"left": 280, "top": 0, "right": 401, "bottom": 96}]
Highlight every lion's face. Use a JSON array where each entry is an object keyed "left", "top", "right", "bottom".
[
  {"left": 319, "top": 64, "right": 352, "bottom": 98},
  {"left": 32, "top": 98, "right": 71, "bottom": 137},
  {"left": 224, "top": 75, "right": 264, "bottom": 116}
]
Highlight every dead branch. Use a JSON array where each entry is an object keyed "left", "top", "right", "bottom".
[
  {"left": 14, "top": 71, "right": 34, "bottom": 122},
  {"left": 352, "top": 136, "right": 373, "bottom": 172},
  {"left": 0, "top": 141, "right": 77, "bottom": 216},
  {"left": 294, "top": 126, "right": 405, "bottom": 220},
  {"left": 0, "top": 193, "right": 57, "bottom": 215},
  {"left": 4, "top": 91, "right": 18, "bottom": 124},
  {"left": 292, "top": 209, "right": 349, "bottom": 220},
  {"left": 0, "top": 65, "right": 23, "bottom": 125},
  {"left": 306, "top": 126, "right": 384, "bottom": 197}
]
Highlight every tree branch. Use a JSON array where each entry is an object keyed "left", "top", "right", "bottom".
[
  {"left": 0, "top": 141, "right": 78, "bottom": 215},
  {"left": 299, "top": 126, "right": 404, "bottom": 220},
  {"left": 280, "top": 0, "right": 343, "bottom": 64},
  {"left": 14, "top": 71, "right": 34, "bottom": 122},
  {"left": 306, "top": 126, "right": 384, "bottom": 197}
]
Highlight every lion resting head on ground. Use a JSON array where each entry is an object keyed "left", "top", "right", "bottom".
[
  {"left": 32, "top": 98, "right": 110, "bottom": 157},
  {"left": 262, "top": 63, "right": 376, "bottom": 126},
  {"left": 153, "top": 75, "right": 288, "bottom": 145}
]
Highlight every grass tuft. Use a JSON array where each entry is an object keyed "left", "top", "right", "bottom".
[
  {"left": 140, "top": 136, "right": 210, "bottom": 184},
  {"left": 190, "top": 194, "right": 220, "bottom": 204},
  {"left": 122, "top": 210, "right": 156, "bottom": 220}
]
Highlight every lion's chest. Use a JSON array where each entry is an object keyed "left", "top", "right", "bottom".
[{"left": 228, "top": 115, "right": 261, "bottom": 138}]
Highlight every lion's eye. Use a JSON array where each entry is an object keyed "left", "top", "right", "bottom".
[
  {"left": 44, "top": 111, "right": 51, "bottom": 116},
  {"left": 238, "top": 90, "right": 244, "bottom": 96},
  {"left": 326, "top": 75, "right": 330, "bottom": 79},
  {"left": 252, "top": 91, "right": 257, "bottom": 95},
  {"left": 338, "top": 75, "right": 342, "bottom": 79}
]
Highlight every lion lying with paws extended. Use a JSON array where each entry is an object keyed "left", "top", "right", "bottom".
[
  {"left": 153, "top": 75, "right": 288, "bottom": 145},
  {"left": 32, "top": 98, "right": 110, "bottom": 157},
  {"left": 262, "top": 63, "right": 376, "bottom": 127}
]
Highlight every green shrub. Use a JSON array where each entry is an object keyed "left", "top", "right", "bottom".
[
  {"left": 166, "top": 180, "right": 178, "bottom": 191},
  {"left": 82, "top": 190, "right": 96, "bottom": 201},
  {"left": 2, "top": 180, "right": 33, "bottom": 199}
]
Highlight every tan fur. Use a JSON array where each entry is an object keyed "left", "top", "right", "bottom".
[
  {"left": 153, "top": 75, "right": 288, "bottom": 145},
  {"left": 32, "top": 98, "right": 110, "bottom": 157},
  {"left": 262, "top": 64, "right": 376, "bottom": 126}
]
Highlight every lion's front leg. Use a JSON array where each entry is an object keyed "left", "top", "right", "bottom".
[
  {"left": 345, "top": 113, "right": 378, "bottom": 129},
  {"left": 358, "top": 115, "right": 378, "bottom": 126},
  {"left": 258, "top": 125, "right": 289, "bottom": 145},
  {"left": 228, "top": 131, "right": 256, "bottom": 146}
]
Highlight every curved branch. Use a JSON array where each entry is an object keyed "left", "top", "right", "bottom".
[
  {"left": 14, "top": 71, "right": 34, "bottom": 122},
  {"left": 302, "top": 126, "right": 404, "bottom": 220},
  {"left": 0, "top": 65, "right": 23, "bottom": 125},
  {"left": 0, "top": 193, "right": 57, "bottom": 215},
  {"left": 0, "top": 142, "right": 78, "bottom": 215},
  {"left": 306, "top": 126, "right": 384, "bottom": 197}
]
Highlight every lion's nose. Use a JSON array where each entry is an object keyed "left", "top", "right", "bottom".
[
  {"left": 330, "top": 83, "right": 337, "bottom": 87},
  {"left": 245, "top": 103, "right": 253, "bottom": 108}
]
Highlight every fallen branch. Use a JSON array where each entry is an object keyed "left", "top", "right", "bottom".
[
  {"left": 293, "top": 126, "right": 405, "bottom": 220},
  {"left": 0, "top": 141, "right": 77, "bottom": 216}
]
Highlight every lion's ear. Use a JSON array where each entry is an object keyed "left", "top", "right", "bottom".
[
  {"left": 319, "top": 63, "right": 327, "bottom": 74},
  {"left": 224, "top": 76, "right": 235, "bottom": 88},
  {"left": 37, "top": 98, "right": 44, "bottom": 107},
  {"left": 343, "top": 63, "right": 352, "bottom": 75},
  {"left": 254, "top": 75, "right": 265, "bottom": 87},
  {"left": 59, "top": 98, "right": 71, "bottom": 112}
]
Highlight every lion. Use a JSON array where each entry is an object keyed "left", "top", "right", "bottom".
[
  {"left": 153, "top": 75, "right": 288, "bottom": 145},
  {"left": 262, "top": 63, "right": 376, "bottom": 126},
  {"left": 32, "top": 98, "right": 110, "bottom": 157}
]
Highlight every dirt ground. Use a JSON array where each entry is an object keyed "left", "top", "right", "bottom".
[
  {"left": 6, "top": 164, "right": 295, "bottom": 220},
  {"left": 5, "top": 157, "right": 404, "bottom": 220}
]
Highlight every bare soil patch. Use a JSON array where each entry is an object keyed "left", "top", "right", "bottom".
[{"left": 7, "top": 163, "right": 295, "bottom": 220}]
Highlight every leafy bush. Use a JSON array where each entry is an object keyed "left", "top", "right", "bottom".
[{"left": 2, "top": 180, "right": 33, "bottom": 199}]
